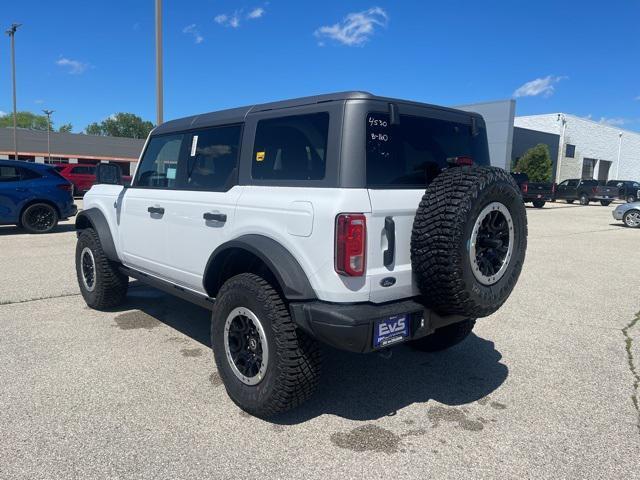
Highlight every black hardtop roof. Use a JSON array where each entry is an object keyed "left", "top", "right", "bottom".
[{"left": 152, "top": 91, "right": 482, "bottom": 135}]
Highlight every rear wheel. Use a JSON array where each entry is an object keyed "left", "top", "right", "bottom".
[
  {"left": 623, "top": 210, "right": 640, "bottom": 228},
  {"left": 600, "top": 200, "right": 612, "bottom": 206},
  {"left": 211, "top": 273, "right": 321, "bottom": 417},
  {"left": 532, "top": 200, "right": 545, "bottom": 208},
  {"left": 75, "top": 228, "right": 128, "bottom": 309},
  {"left": 411, "top": 166, "right": 527, "bottom": 318},
  {"left": 579, "top": 194, "right": 590, "bottom": 205},
  {"left": 409, "top": 319, "right": 476, "bottom": 352},
  {"left": 21, "top": 203, "right": 58, "bottom": 234}
]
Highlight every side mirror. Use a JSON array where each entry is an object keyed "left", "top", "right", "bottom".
[{"left": 95, "top": 163, "right": 123, "bottom": 186}]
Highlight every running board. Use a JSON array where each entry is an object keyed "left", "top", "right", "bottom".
[{"left": 120, "top": 266, "right": 215, "bottom": 311}]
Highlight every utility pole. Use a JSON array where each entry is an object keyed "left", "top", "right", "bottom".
[
  {"left": 43, "top": 109, "right": 54, "bottom": 162},
  {"left": 155, "top": 0, "right": 163, "bottom": 125},
  {"left": 6, "top": 23, "right": 21, "bottom": 160}
]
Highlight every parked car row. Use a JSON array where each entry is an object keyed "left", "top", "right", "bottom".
[{"left": 511, "top": 173, "right": 639, "bottom": 208}]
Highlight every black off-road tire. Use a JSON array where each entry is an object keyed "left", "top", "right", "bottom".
[
  {"left": 21, "top": 203, "right": 58, "bottom": 234},
  {"left": 409, "top": 319, "right": 476, "bottom": 352},
  {"left": 411, "top": 166, "right": 527, "bottom": 318},
  {"left": 211, "top": 273, "right": 321, "bottom": 417},
  {"left": 600, "top": 200, "right": 612, "bottom": 206},
  {"left": 579, "top": 194, "right": 590, "bottom": 205},
  {"left": 75, "top": 228, "right": 128, "bottom": 309},
  {"left": 532, "top": 200, "right": 545, "bottom": 208},
  {"left": 566, "top": 199, "right": 575, "bottom": 204}
]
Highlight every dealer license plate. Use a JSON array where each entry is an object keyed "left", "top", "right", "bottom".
[{"left": 373, "top": 314, "right": 410, "bottom": 348}]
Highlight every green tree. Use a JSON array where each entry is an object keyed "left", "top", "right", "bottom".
[
  {"left": 514, "top": 144, "right": 553, "bottom": 182},
  {"left": 85, "top": 113, "right": 154, "bottom": 139},
  {"left": 0, "top": 111, "right": 50, "bottom": 130},
  {"left": 58, "top": 123, "right": 73, "bottom": 133}
]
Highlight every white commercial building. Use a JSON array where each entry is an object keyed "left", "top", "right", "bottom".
[{"left": 514, "top": 114, "right": 640, "bottom": 183}]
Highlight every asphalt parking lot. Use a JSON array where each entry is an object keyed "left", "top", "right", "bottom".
[{"left": 1, "top": 201, "right": 639, "bottom": 479}]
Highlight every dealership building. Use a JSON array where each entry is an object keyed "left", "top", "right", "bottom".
[{"left": 0, "top": 128, "right": 144, "bottom": 175}]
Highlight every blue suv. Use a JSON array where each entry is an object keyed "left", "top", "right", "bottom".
[{"left": 0, "top": 160, "right": 77, "bottom": 233}]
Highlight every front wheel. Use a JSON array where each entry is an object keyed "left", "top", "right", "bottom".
[
  {"left": 532, "top": 200, "right": 545, "bottom": 208},
  {"left": 579, "top": 194, "right": 590, "bottom": 205},
  {"left": 600, "top": 200, "right": 612, "bottom": 206},
  {"left": 75, "top": 228, "right": 128, "bottom": 309},
  {"left": 623, "top": 210, "right": 640, "bottom": 228},
  {"left": 211, "top": 273, "right": 321, "bottom": 417},
  {"left": 409, "top": 319, "right": 476, "bottom": 352},
  {"left": 21, "top": 203, "right": 58, "bottom": 234}
]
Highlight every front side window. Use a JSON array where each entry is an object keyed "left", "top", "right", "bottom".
[
  {"left": 366, "top": 112, "right": 490, "bottom": 188},
  {"left": 252, "top": 113, "right": 328, "bottom": 181},
  {"left": 135, "top": 134, "right": 184, "bottom": 188},
  {"left": 567, "top": 180, "right": 579, "bottom": 187},
  {"left": 185, "top": 125, "right": 241, "bottom": 191}
]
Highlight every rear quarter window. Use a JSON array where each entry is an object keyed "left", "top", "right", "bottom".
[{"left": 366, "top": 112, "right": 490, "bottom": 188}]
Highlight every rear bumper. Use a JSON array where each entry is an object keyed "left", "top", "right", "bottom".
[
  {"left": 289, "top": 298, "right": 467, "bottom": 353},
  {"left": 523, "top": 194, "right": 553, "bottom": 202}
]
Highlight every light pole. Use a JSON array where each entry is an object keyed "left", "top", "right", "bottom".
[
  {"left": 556, "top": 113, "right": 567, "bottom": 182},
  {"left": 6, "top": 23, "right": 21, "bottom": 160},
  {"left": 155, "top": 0, "right": 163, "bottom": 125},
  {"left": 615, "top": 132, "right": 623, "bottom": 179},
  {"left": 43, "top": 109, "right": 54, "bottom": 162}
]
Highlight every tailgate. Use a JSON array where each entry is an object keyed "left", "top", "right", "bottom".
[
  {"left": 367, "top": 189, "right": 423, "bottom": 303},
  {"left": 598, "top": 186, "right": 618, "bottom": 197}
]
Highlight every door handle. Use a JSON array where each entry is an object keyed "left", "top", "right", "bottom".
[
  {"left": 147, "top": 206, "right": 165, "bottom": 215},
  {"left": 203, "top": 212, "right": 227, "bottom": 223},
  {"left": 383, "top": 216, "right": 395, "bottom": 267}
]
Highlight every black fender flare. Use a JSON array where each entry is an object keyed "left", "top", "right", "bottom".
[
  {"left": 75, "top": 208, "right": 119, "bottom": 262},
  {"left": 203, "top": 235, "right": 317, "bottom": 301}
]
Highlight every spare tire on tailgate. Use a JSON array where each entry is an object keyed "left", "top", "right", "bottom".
[{"left": 411, "top": 166, "right": 527, "bottom": 318}]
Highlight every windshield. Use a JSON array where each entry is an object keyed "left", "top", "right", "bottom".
[{"left": 366, "top": 112, "right": 490, "bottom": 188}]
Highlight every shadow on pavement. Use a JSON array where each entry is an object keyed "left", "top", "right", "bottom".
[
  {"left": 117, "top": 284, "right": 508, "bottom": 423},
  {"left": 0, "top": 223, "right": 77, "bottom": 236}
]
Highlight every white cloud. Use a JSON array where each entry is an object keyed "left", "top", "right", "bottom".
[
  {"left": 598, "top": 117, "right": 627, "bottom": 127},
  {"left": 34, "top": 99, "right": 44, "bottom": 105},
  {"left": 314, "top": 7, "right": 388, "bottom": 47},
  {"left": 248, "top": 7, "right": 265, "bottom": 19},
  {"left": 513, "top": 75, "right": 566, "bottom": 98},
  {"left": 56, "top": 57, "right": 90, "bottom": 74},
  {"left": 215, "top": 6, "right": 265, "bottom": 28},
  {"left": 183, "top": 24, "right": 204, "bottom": 44},
  {"left": 0, "top": 110, "right": 7, "bottom": 117}
]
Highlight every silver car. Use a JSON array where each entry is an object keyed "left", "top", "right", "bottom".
[{"left": 613, "top": 202, "right": 640, "bottom": 228}]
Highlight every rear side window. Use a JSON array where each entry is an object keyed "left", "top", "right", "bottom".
[
  {"left": 184, "top": 125, "right": 241, "bottom": 191},
  {"left": 567, "top": 180, "right": 579, "bottom": 187},
  {"left": 135, "top": 134, "right": 184, "bottom": 188},
  {"left": 366, "top": 113, "right": 490, "bottom": 188},
  {"left": 0, "top": 166, "right": 21, "bottom": 182},
  {"left": 71, "top": 166, "right": 96, "bottom": 175},
  {"left": 252, "top": 113, "right": 328, "bottom": 181},
  {"left": 19, "top": 167, "right": 41, "bottom": 180}
]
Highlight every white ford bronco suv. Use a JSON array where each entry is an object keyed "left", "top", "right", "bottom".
[{"left": 75, "top": 92, "right": 527, "bottom": 416}]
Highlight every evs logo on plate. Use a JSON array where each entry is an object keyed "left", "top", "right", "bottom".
[{"left": 374, "top": 314, "right": 410, "bottom": 348}]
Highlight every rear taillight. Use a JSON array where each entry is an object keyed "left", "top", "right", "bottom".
[
  {"left": 335, "top": 214, "right": 366, "bottom": 277},
  {"left": 521, "top": 182, "right": 528, "bottom": 193},
  {"left": 592, "top": 187, "right": 598, "bottom": 194},
  {"left": 57, "top": 183, "right": 72, "bottom": 191}
]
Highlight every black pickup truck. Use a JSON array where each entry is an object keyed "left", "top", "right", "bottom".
[
  {"left": 605, "top": 180, "right": 640, "bottom": 203},
  {"left": 555, "top": 179, "right": 619, "bottom": 206},
  {"left": 511, "top": 172, "right": 555, "bottom": 208}
]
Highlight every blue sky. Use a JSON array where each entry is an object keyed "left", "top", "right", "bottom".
[{"left": 1, "top": 1, "right": 639, "bottom": 132}]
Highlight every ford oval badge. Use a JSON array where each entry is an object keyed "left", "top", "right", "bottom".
[{"left": 380, "top": 277, "right": 396, "bottom": 288}]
